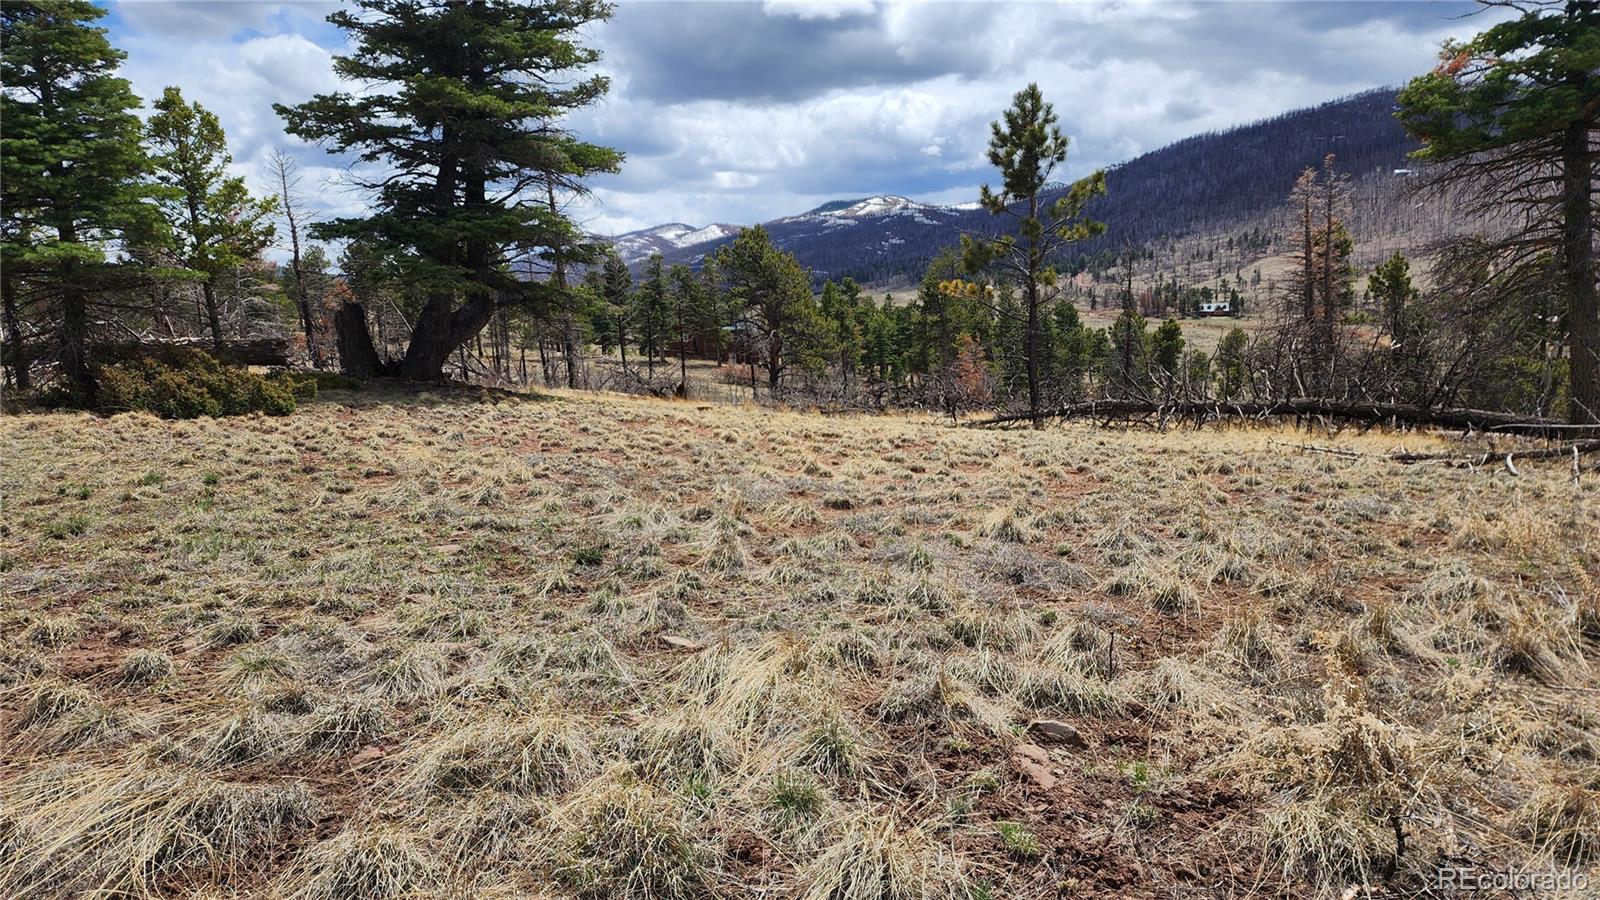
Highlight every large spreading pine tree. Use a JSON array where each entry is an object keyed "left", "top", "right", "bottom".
[
  {"left": 963, "top": 83, "right": 1107, "bottom": 421},
  {"left": 276, "top": 0, "right": 622, "bottom": 380},
  {"left": 715, "top": 225, "right": 826, "bottom": 393},
  {"left": 1, "top": 0, "right": 163, "bottom": 398},
  {"left": 1396, "top": 0, "right": 1600, "bottom": 423},
  {"left": 146, "top": 87, "right": 277, "bottom": 353}
]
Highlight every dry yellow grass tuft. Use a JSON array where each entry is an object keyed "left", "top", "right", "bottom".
[{"left": 1, "top": 386, "right": 1595, "bottom": 897}]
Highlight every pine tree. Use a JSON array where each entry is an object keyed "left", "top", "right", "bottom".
[
  {"left": 1, "top": 0, "right": 165, "bottom": 398},
  {"left": 714, "top": 225, "right": 822, "bottom": 393},
  {"left": 146, "top": 87, "right": 277, "bottom": 352},
  {"left": 632, "top": 253, "right": 669, "bottom": 379},
  {"left": 860, "top": 296, "right": 897, "bottom": 384},
  {"left": 1370, "top": 252, "right": 1420, "bottom": 349},
  {"left": 667, "top": 263, "right": 708, "bottom": 395},
  {"left": 819, "top": 279, "right": 864, "bottom": 388},
  {"left": 1216, "top": 327, "right": 1250, "bottom": 400},
  {"left": 597, "top": 251, "right": 632, "bottom": 371},
  {"left": 698, "top": 258, "right": 729, "bottom": 364},
  {"left": 1150, "top": 318, "right": 1185, "bottom": 387},
  {"left": 963, "top": 84, "right": 1107, "bottom": 421},
  {"left": 1107, "top": 309, "right": 1149, "bottom": 397},
  {"left": 910, "top": 248, "right": 978, "bottom": 376},
  {"left": 337, "top": 238, "right": 394, "bottom": 359},
  {"left": 1397, "top": 0, "right": 1599, "bottom": 422},
  {"left": 991, "top": 287, "right": 1028, "bottom": 403},
  {"left": 1283, "top": 155, "right": 1353, "bottom": 392},
  {"left": 276, "top": 0, "right": 621, "bottom": 380},
  {"left": 1049, "top": 299, "right": 1091, "bottom": 402}
]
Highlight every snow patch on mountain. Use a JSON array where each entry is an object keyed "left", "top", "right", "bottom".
[{"left": 608, "top": 222, "right": 740, "bottom": 264}]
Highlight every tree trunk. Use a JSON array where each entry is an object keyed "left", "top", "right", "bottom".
[
  {"left": 1563, "top": 120, "right": 1598, "bottom": 424},
  {"left": 395, "top": 292, "right": 495, "bottom": 381},
  {"left": 1321, "top": 165, "right": 1337, "bottom": 389},
  {"left": 56, "top": 218, "right": 95, "bottom": 400},
  {"left": 1026, "top": 194, "right": 1042, "bottom": 424},
  {"left": 334, "top": 300, "right": 385, "bottom": 379},
  {"left": 202, "top": 280, "right": 225, "bottom": 353},
  {"left": 61, "top": 279, "right": 94, "bottom": 401},
  {"left": 2, "top": 274, "right": 29, "bottom": 392},
  {"left": 1026, "top": 281, "right": 1040, "bottom": 420},
  {"left": 93, "top": 337, "right": 290, "bottom": 367},
  {"left": 563, "top": 330, "right": 577, "bottom": 389},
  {"left": 679, "top": 342, "right": 688, "bottom": 398},
  {"left": 273, "top": 152, "right": 320, "bottom": 369},
  {"left": 767, "top": 330, "right": 782, "bottom": 392}
]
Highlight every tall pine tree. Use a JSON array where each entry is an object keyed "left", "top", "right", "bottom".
[
  {"left": 715, "top": 225, "right": 822, "bottom": 393},
  {"left": 276, "top": 0, "right": 622, "bottom": 380},
  {"left": 1397, "top": 0, "right": 1600, "bottom": 422},
  {"left": 146, "top": 87, "right": 277, "bottom": 352},
  {"left": 963, "top": 84, "right": 1107, "bottom": 421},
  {"left": 1, "top": 1, "right": 164, "bottom": 398}
]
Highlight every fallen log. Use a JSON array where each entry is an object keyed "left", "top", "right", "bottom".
[
  {"left": 969, "top": 398, "right": 1594, "bottom": 437},
  {"left": 1390, "top": 439, "right": 1600, "bottom": 464},
  {"left": 92, "top": 337, "right": 293, "bottom": 368}
]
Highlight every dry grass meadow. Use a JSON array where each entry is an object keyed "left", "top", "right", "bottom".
[{"left": 2, "top": 386, "right": 1597, "bottom": 898}]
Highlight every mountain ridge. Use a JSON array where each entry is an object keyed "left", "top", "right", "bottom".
[{"left": 605, "top": 87, "right": 1416, "bottom": 284}]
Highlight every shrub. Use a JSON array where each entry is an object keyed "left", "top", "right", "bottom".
[
  {"left": 97, "top": 350, "right": 297, "bottom": 419},
  {"left": 267, "top": 369, "right": 321, "bottom": 401}
]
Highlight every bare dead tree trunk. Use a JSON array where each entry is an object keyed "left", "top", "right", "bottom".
[
  {"left": 334, "top": 300, "right": 385, "bottom": 379},
  {"left": 270, "top": 149, "right": 320, "bottom": 368}
]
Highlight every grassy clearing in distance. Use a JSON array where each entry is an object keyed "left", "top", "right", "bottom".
[{"left": 1, "top": 386, "right": 1596, "bottom": 898}]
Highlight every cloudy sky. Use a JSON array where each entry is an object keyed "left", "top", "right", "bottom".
[{"left": 101, "top": 0, "right": 1502, "bottom": 244}]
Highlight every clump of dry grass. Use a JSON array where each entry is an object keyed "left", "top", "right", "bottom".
[
  {"left": 1233, "top": 689, "right": 1425, "bottom": 891},
  {"left": 287, "top": 827, "right": 436, "bottom": 900},
  {"left": 1147, "top": 571, "right": 1200, "bottom": 616},
  {"left": 223, "top": 645, "right": 299, "bottom": 692},
  {"left": 22, "top": 614, "right": 83, "bottom": 649},
  {"left": 302, "top": 698, "right": 389, "bottom": 753},
  {"left": 553, "top": 776, "right": 711, "bottom": 900},
  {"left": 1136, "top": 657, "right": 1241, "bottom": 720},
  {"left": 945, "top": 604, "right": 1038, "bottom": 651},
  {"left": 699, "top": 513, "right": 749, "bottom": 572},
  {"left": 1015, "top": 628, "right": 1125, "bottom": 714},
  {"left": 19, "top": 680, "right": 92, "bottom": 728},
  {"left": 117, "top": 649, "right": 175, "bottom": 686},
  {"left": 975, "top": 506, "right": 1037, "bottom": 544},
  {"left": 875, "top": 668, "right": 1011, "bottom": 734},
  {"left": 202, "top": 615, "right": 260, "bottom": 648},
  {"left": 635, "top": 707, "right": 737, "bottom": 784},
  {"left": 37, "top": 703, "right": 144, "bottom": 752},
  {"left": 365, "top": 646, "right": 443, "bottom": 700},
  {"left": 796, "top": 812, "right": 966, "bottom": 900},
  {"left": 1211, "top": 606, "right": 1287, "bottom": 679},
  {"left": 1514, "top": 783, "right": 1600, "bottom": 866},
  {"left": 0, "top": 764, "right": 319, "bottom": 898},
  {"left": 1100, "top": 559, "right": 1199, "bottom": 615},
  {"left": 198, "top": 706, "right": 289, "bottom": 766},
  {"left": 1495, "top": 603, "right": 1580, "bottom": 683}
]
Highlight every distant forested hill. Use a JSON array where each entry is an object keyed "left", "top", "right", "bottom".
[{"left": 613, "top": 88, "right": 1417, "bottom": 286}]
